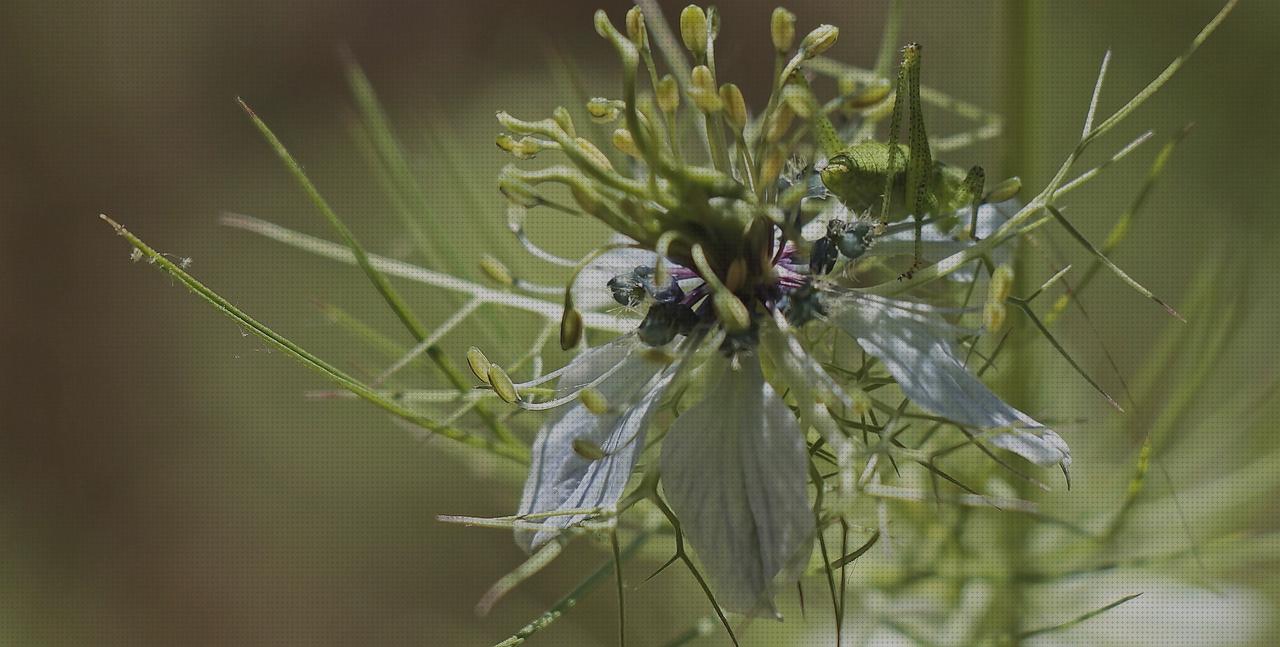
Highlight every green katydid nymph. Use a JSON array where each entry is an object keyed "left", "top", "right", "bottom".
[{"left": 804, "top": 43, "right": 1020, "bottom": 277}]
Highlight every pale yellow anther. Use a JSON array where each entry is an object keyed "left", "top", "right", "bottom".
[
  {"left": 553, "top": 106, "right": 576, "bottom": 138},
  {"left": 984, "top": 300, "right": 1008, "bottom": 332},
  {"left": 574, "top": 137, "right": 613, "bottom": 172},
  {"left": 680, "top": 5, "right": 708, "bottom": 56},
  {"left": 580, "top": 388, "right": 610, "bottom": 415},
  {"left": 625, "top": 6, "right": 647, "bottom": 46},
  {"left": 656, "top": 75, "right": 680, "bottom": 114},
  {"left": 689, "top": 65, "right": 723, "bottom": 112},
  {"left": 560, "top": 303, "right": 584, "bottom": 350},
  {"left": 479, "top": 254, "right": 514, "bottom": 286},
  {"left": 766, "top": 104, "right": 795, "bottom": 143},
  {"left": 719, "top": 83, "right": 748, "bottom": 131},
  {"left": 611, "top": 128, "right": 642, "bottom": 159},
  {"left": 586, "top": 97, "right": 623, "bottom": 123},
  {"left": 771, "top": 7, "right": 796, "bottom": 53},
  {"left": 987, "top": 176, "right": 1023, "bottom": 203},
  {"left": 495, "top": 134, "right": 541, "bottom": 160},
  {"left": 489, "top": 365, "right": 519, "bottom": 404},
  {"left": 725, "top": 257, "right": 747, "bottom": 292},
  {"left": 989, "top": 264, "right": 1015, "bottom": 303},
  {"left": 714, "top": 291, "right": 752, "bottom": 333},
  {"left": 466, "top": 347, "right": 492, "bottom": 385},
  {"left": 850, "top": 388, "right": 873, "bottom": 417},
  {"left": 799, "top": 24, "right": 838, "bottom": 58},
  {"left": 572, "top": 438, "right": 607, "bottom": 460}
]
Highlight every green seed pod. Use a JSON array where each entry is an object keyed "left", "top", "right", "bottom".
[
  {"left": 489, "top": 364, "right": 519, "bottom": 404},
  {"left": 466, "top": 347, "right": 491, "bottom": 385},
  {"left": 771, "top": 7, "right": 796, "bottom": 53},
  {"left": 580, "top": 388, "right": 610, "bottom": 415},
  {"left": 680, "top": 5, "right": 708, "bottom": 56},
  {"left": 720, "top": 83, "right": 748, "bottom": 131}
]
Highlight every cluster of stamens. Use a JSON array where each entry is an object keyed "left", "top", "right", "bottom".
[{"left": 493, "top": 5, "right": 872, "bottom": 355}]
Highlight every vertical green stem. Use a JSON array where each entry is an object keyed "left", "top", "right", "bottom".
[{"left": 991, "top": 1, "right": 1045, "bottom": 644}]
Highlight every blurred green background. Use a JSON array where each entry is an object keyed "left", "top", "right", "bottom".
[{"left": 2, "top": 0, "right": 1278, "bottom": 645}]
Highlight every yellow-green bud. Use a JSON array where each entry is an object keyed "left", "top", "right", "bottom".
[
  {"left": 489, "top": 365, "right": 519, "bottom": 404},
  {"left": 553, "top": 106, "right": 576, "bottom": 138},
  {"left": 987, "top": 176, "right": 1023, "bottom": 203},
  {"left": 680, "top": 5, "right": 708, "bottom": 56},
  {"left": 466, "top": 347, "right": 491, "bottom": 385},
  {"left": 799, "top": 24, "right": 838, "bottom": 58},
  {"left": 572, "top": 438, "right": 607, "bottom": 460},
  {"left": 842, "top": 79, "right": 892, "bottom": 109},
  {"left": 611, "top": 128, "right": 641, "bottom": 159},
  {"left": 479, "top": 254, "right": 513, "bottom": 286},
  {"left": 689, "top": 65, "right": 722, "bottom": 112},
  {"left": 656, "top": 75, "right": 680, "bottom": 113},
  {"left": 713, "top": 290, "right": 751, "bottom": 332},
  {"left": 580, "top": 388, "right": 610, "bottom": 415},
  {"left": 771, "top": 7, "right": 796, "bottom": 52},
  {"left": 626, "top": 6, "right": 647, "bottom": 46},
  {"left": 719, "top": 83, "right": 747, "bottom": 131},
  {"left": 586, "top": 97, "right": 623, "bottom": 123}
]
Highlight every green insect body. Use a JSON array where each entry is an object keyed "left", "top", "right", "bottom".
[
  {"left": 821, "top": 140, "right": 980, "bottom": 221},
  {"left": 801, "top": 43, "right": 998, "bottom": 275}
]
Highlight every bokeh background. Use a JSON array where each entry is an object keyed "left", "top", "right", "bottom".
[{"left": 2, "top": 1, "right": 1278, "bottom": 645}]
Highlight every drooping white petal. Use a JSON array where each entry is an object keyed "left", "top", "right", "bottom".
[
  {"left": 660, "top": 354, "right": 815, "bottom": 617},
  {"left": 830, "top": 294, "right": 1071, "bottom": 469},
  {"left": 515, "top": 342, "right": 671, "bottom": 551}
]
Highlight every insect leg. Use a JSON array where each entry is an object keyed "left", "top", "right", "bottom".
[
  {"left": 902, "top": 44, "right": 932, "bottom": 275},
  {"left": 963, "top": 165, "right": 985, "bottom": 240}
]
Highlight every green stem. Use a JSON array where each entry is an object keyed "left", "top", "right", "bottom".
[{"left": 102, "top": 215, "right": 530, "bottom": 465}]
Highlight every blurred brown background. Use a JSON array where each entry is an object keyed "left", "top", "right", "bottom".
[{"left": 2, "top": 1, "right": 1277, "bottom": 645}]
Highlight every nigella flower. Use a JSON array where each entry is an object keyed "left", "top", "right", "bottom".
[{"left": 478, "top": 5, "right": 1071, "bottom": 617}]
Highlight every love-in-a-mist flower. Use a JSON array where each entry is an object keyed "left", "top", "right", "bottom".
[{"left": 480, "top": 5, "right": 1070, "bottom": 617}]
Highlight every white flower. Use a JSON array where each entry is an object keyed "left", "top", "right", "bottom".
[{"left": 659, "top": 353, "right": 815, "bottom": 617}]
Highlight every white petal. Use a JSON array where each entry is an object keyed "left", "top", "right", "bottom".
[
  {"left": 660, "top": 355, "right": 815, "bottom": 617},
  {"left": 831, "top": 295, "right": 1070, "bottom": 468},
  {"left": 515, "top": 347, "right": 670, "bottom": 551}
]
